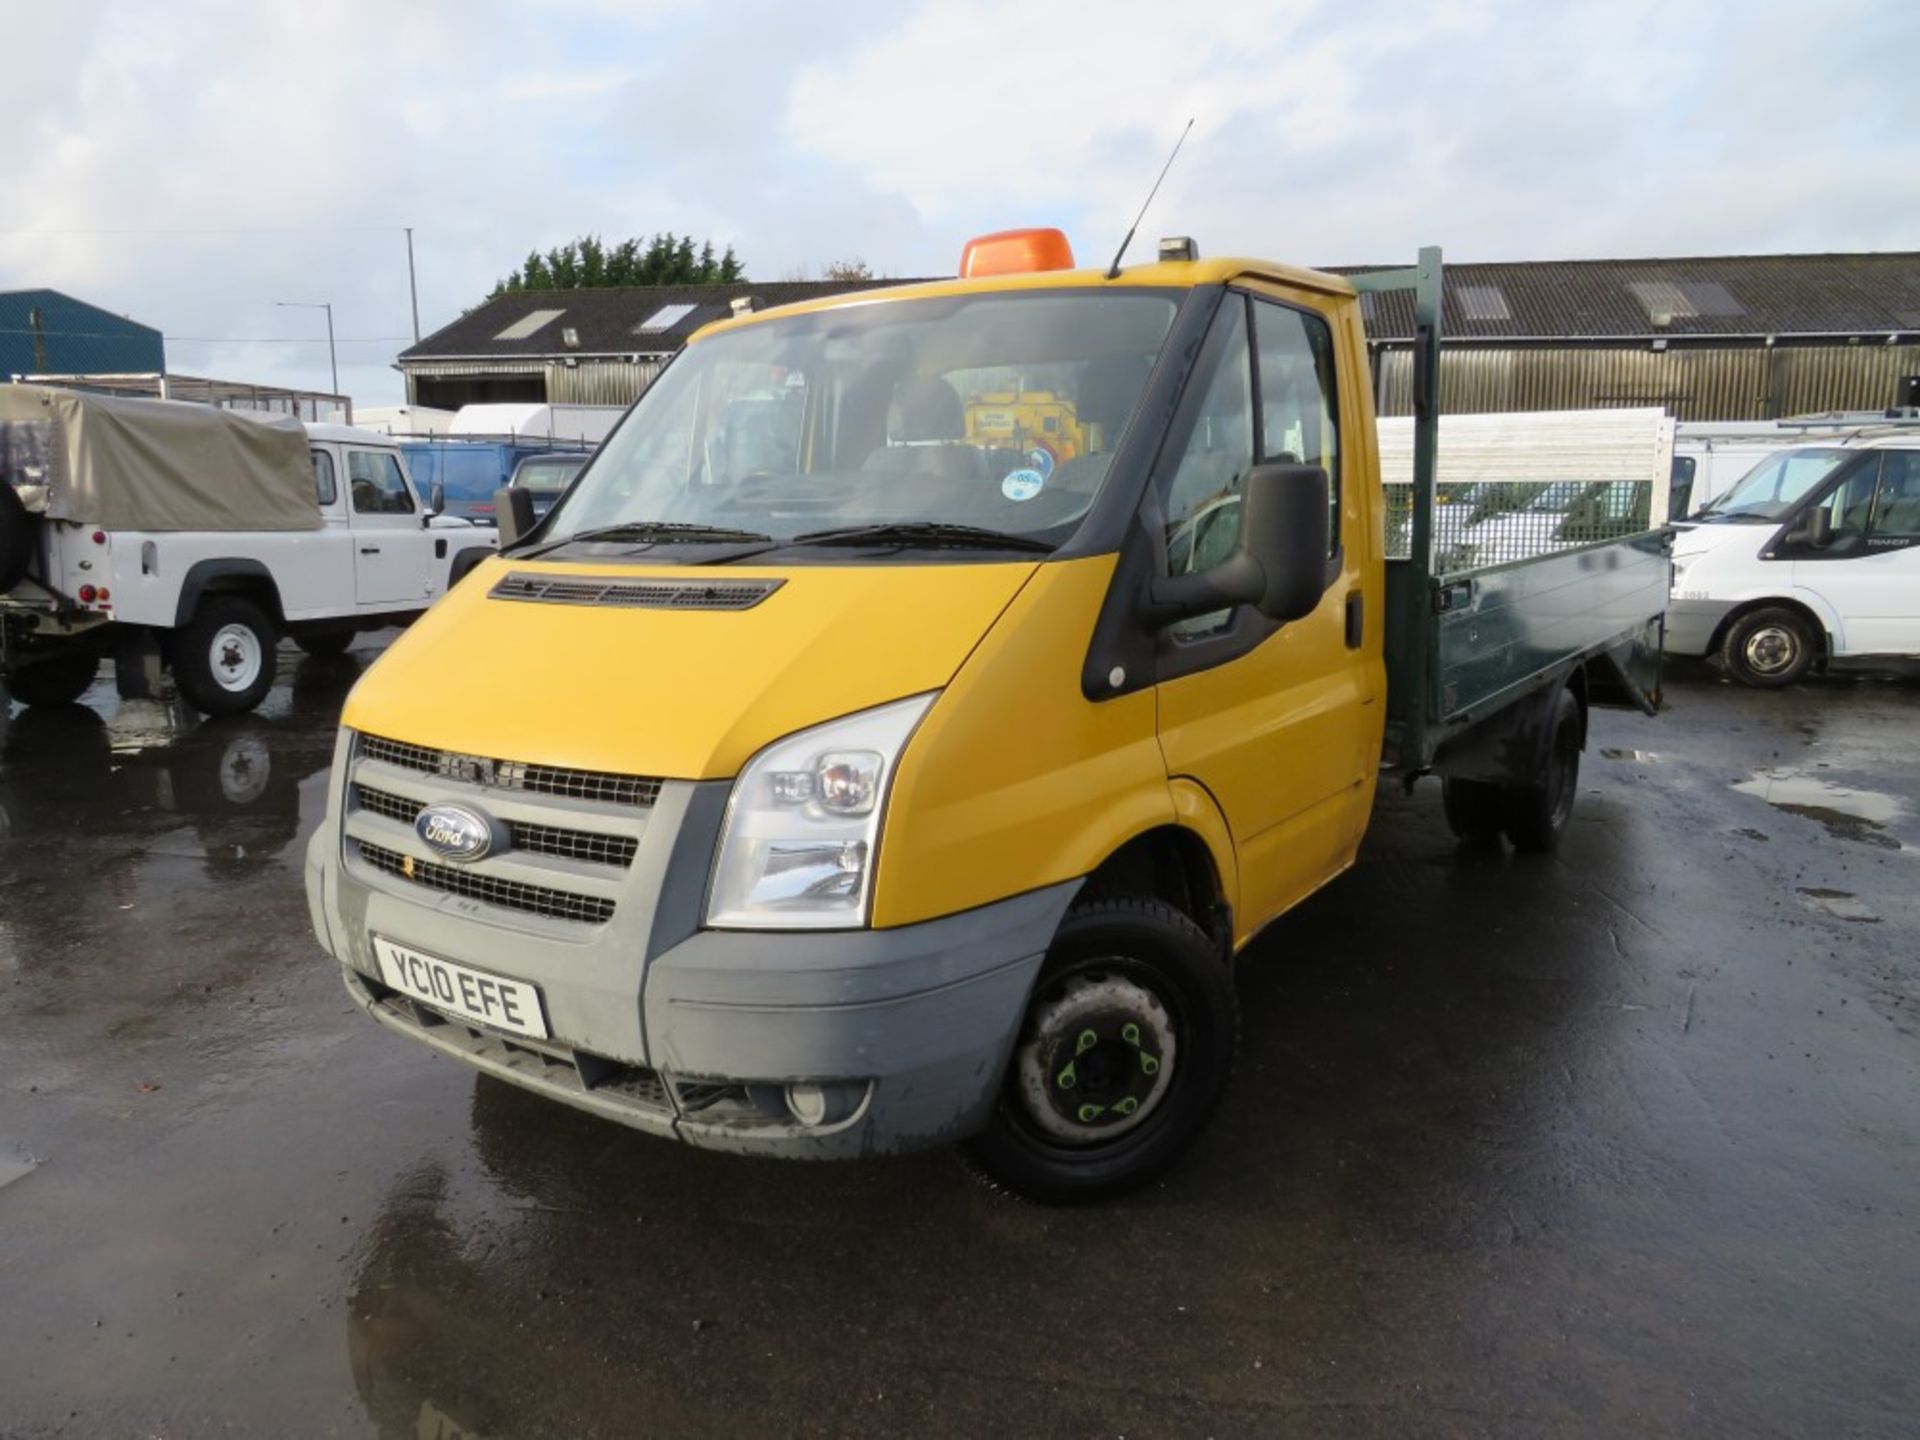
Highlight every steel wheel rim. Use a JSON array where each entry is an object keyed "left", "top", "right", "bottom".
[
  {"left": 1744, "top": 625, "right": 1797, "bottom": 675},
  {"left": 209, "top": 623, "right": 264, "bottom": 693},
  {"left": 1013, "top": 964, "right": 1179, "bottom": 1146}
]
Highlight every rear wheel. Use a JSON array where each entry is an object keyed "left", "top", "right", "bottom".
[
  {"left": 1722, "top": 606, "right": 1816, "bottom": 688},
  {"left": 0, "top": 482, "right": 34, "bottom": 591},
  {"left": 1441, "top": 776, "right": 1506, "bottom": 843},
  {"left": 174, "top": 597, "right": 276, "bottom": 715},
  {"left": 4, "top": 650, "right": 99, "bottom": 707},
  {"left": 1503, "top": 686, "right": 1582, "bottom": 854},
  {"left": 964, "top": 898, "right": 1237, "bottom": 1204}
]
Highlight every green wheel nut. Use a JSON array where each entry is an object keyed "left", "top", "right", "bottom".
[
  {"left": 1056, "top": 1061, "right": 1077, "bottom": 1090},
  {"left": 1121, "top": 1022, "right": 1142, "bottom": 1046},
  {"left": 1075, "top": 1028, "right": 1099, "bottom": 1055},
  {"left": 1114, "top": 1096, "right": 1139, "bottom": 1116},
  {"left": 1139, "top": 1052, "right": 1160, "bottom": 1075},
  {"left": 1077, "top": 1103, "right": 1106, "bottom": 1123}
]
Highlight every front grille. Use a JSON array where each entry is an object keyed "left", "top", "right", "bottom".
[
  {"left": 356, "top": 841, "right": 616, "bottom": 925},
  {"left": 359, "top": 733, "right": 662, "bottom": 808},
  {"left": 354, "top": 784, "right": 638, "bottom": 868},
  {"left": 490, "top": 571, "right": 783, "bottom": 611}
]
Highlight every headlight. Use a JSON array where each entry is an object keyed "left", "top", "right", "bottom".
[{"left": 706, "top": 693, "right": 935, "bottom": 929}]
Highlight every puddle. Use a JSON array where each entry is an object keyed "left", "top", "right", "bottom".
[
  {"left": 1732, "top": 769, "right": 1906, "bottom": 850},
  {"left": 1797, "top": 888, "right": 1880, "bottom": 924},
  {"left": 1602, "top": 749, "right": 1661, "bottom": 762},
  {"left": 0, "top": 1143, "right": 39, "bottom": 1191}
]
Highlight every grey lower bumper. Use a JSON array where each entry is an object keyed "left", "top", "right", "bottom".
[
  {"left": 1663, "top": 598, "right": 1733, "bottom": 657},
  {"left": 309, "top": 812, "right": 1077, "bottom": 1160}
]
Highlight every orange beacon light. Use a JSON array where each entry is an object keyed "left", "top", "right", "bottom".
[{"left": 958, "top": 228, "right": 1077, "bottom": 278}]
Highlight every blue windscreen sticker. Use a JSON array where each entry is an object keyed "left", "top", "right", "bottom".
[{"left": 1001, "top": 468, "right": 1045, "bottom": 502}]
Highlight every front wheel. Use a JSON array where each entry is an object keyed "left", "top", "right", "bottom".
[
  {"left": 4, "top": 650, "right": 99, "bottom": 707},
  {"left": 1722, "top": 606, "right": 1816, "bottom": 688},
  {"left": 174, "top": 597, "right": 276, "bottom": 715},
  {"left": 963, "top": 898, "right": 1238, "bottom": 1204}
]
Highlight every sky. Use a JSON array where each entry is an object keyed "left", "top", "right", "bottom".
[{"left": 2, "top": 0, "right": 1915, "bottom": 407}]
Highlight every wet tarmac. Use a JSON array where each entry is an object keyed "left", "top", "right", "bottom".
[{"left": 1, "top": 642, "right": 1916, "bottom": 1438}]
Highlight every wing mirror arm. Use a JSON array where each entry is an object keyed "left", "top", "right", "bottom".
[{"left": 1140, "top": 463, "right": 1334, "bottom": 629}]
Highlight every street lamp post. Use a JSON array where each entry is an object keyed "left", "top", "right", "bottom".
[{"left": 275, "top": 300, "right": 338, "bottom": 400}]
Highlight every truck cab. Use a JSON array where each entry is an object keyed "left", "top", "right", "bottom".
[
  {"left": 305, "top": 232, "right": 1667, "bottom": 1200},
  {"left": 1668, "top": 434, "right": 1920, "bottom": 684}
]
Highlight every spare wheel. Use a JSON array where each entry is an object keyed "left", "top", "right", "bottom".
[{"left": 0, "top": 484, "right": 35, "bottom": 592}]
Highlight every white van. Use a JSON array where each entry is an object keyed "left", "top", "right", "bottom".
[{"left": 1667, "top": 435, "right": 1920, "bottom": 685}]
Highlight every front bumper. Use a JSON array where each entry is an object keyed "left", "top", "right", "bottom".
[
  {"left": 305, "top": 741, "right": 1076, "bottom": 1159},
  {"left": 1663, "top": 597, "right": 1734, "bottom": 657}
]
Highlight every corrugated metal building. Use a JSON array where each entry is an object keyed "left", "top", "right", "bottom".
[
  {"left": 396, "top": 254, "right": 1920, "bottom": 422},
  {"left": 1339, "top": 252, "right": 1920, "bottom": 420},
  {"left": 1, "top": 288, "right": 165, "bottom": 378}
]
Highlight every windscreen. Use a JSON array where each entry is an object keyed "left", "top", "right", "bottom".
[
  {"left": 1700, "top": 448, "right": 1850, "bottom": 521},
  {"left": 545, "top": 290, "right": 1181, "bottom": 545}
]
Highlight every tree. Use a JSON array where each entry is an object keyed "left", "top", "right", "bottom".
[
  {"left": 491, "top": 233, "right": 744, "bottom": 296},
  {"left": 821, "top": 258, "right": 875, "bottom": 282}
]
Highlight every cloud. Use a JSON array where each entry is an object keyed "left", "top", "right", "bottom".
[{"left": 1, "top": 0, "right": 1914, "bottom": 406}]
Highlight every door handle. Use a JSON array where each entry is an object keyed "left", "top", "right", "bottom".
[
  {"left": 1344, "top": 590, "right": 1364, "bottom": 649},
  {"left": 359, "top": 546, "right": 381, "bottom": 555}
]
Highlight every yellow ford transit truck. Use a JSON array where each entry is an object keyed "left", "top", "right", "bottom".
[{"left": 305, "top": 233, "right": 1669, "bottom": 1200}]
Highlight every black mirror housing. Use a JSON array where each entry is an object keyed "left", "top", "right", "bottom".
[
  {"left": 495, "top": 486, "right": 538, "bottom": 546},
  {"left": 1143, "top": 463, "right": 1332, "bottom": 628}
]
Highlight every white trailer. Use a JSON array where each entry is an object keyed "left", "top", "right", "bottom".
[{"left": 448, "top": 403, "right": 624, "bottom": 445}]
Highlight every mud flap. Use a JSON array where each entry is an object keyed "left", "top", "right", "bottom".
[{"left": 1587, "top": 615, "right": 1665, "bottom": 715}]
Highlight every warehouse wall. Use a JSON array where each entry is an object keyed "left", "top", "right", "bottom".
[
  {"left": 404, "top": 357, "right": 667, "bottom": 409},
  {"left": 1371, "top": 344, "right": 1920, "bottom": 421}
]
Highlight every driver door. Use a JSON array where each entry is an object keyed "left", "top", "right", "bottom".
[
  {"left": 1791, "top": 450, "right": 1920, "bottom": 656},
  {"left": 1153, "top": 288, "right": 1379, "bottom": 936}
]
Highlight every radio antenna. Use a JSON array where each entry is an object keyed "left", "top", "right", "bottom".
[{"left": 1106, "top": 118, "right": 1195, "bottom": 280}]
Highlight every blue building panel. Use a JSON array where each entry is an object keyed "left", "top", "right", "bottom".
[{"left": 0, "top": 289, "right": 165, "bottom": 378}]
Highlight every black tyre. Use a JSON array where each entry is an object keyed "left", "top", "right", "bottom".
[
  {"left": 964, "top": 898, "right": 1238, "bottom": 1204},
  {"left": 294, "top": 630, "right": 355, "bottom": 657},
  {"left": 1441, "top": 776, "right": 1506, "bottom": 843},
  {"left": 1503, "top": 686, "right": 1582, "bottom": 854},
  {"left": 0, "top": 482, "right": 34, "bottom": 591},
  {"left": 174, "top": 597, "right": 276, "bottom": 715},
  {"left": 1722, "top": 606, "right": 1816, "bottom": 688},
  {"left": 4, "top": 649, "right": 99, "bottom": 707}
]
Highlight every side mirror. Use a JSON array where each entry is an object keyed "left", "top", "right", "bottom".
[
  {"left": 428, "top": 482, "right": 446, "bottom": 517},
  {"left": 1788, "top": 506, "right": 1833, "bottom": 549},
  {"left": 496, "top": 485, "right": 538, "bottom": 546},
  {"left": 1143, "top": 463, "right": 1331, "bottom": 628}
]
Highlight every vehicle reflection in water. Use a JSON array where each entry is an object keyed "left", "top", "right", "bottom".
[
  {"left": 0, "top": 652, "right": 361, "bottom": 875},
  {"left": 346, "top": 1076, "right": 966, "bottom": 1440}
]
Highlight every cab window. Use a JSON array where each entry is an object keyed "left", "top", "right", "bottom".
[
  {"left": 1868, "top": 451, "right": 1920, "bottom": 542},
  {"left": 1804, "top": 458, "right": 1881, "bottom": 553},
  {"left": 1253, "top": 297, "right": 1341, "bottom": 554},
  {"left": 311, "top": 449, "right": 337, "bottom": 506},
  {"left": 1160, "top": 299, "right": 1254, "bottom": 581},
  {"left": 349, "top": 450, "right": 415, "bottom": 514}
]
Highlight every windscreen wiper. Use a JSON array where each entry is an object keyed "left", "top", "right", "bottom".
[
  {"left": 785, "top": 522, "right": 1056, "bottom": 553},
  {"left": 523, "top": 521, "right": 774, "bottom": 558}
]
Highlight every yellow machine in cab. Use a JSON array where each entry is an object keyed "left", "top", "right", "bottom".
[{"left": 306, "top": 227, "right": 1668, "bottom": 1201}]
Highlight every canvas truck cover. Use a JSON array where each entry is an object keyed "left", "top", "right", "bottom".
[{"left": 0, "top": 384, "right": 320, "bottom": 532}]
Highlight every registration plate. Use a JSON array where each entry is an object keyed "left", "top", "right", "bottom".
[{"left": 373, "top": 937, "right": 549, "bottom": 1040}]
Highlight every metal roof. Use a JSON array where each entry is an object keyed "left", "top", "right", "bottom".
[
  {"left": 1331, "top": 252, "right": 1920, "bottom": 342},
  {"left": 399, "top": 253, "right": 1920, "bottom": 370},
  {"left": 400, "top": 279, "right": 917, "bottom": 363}
]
